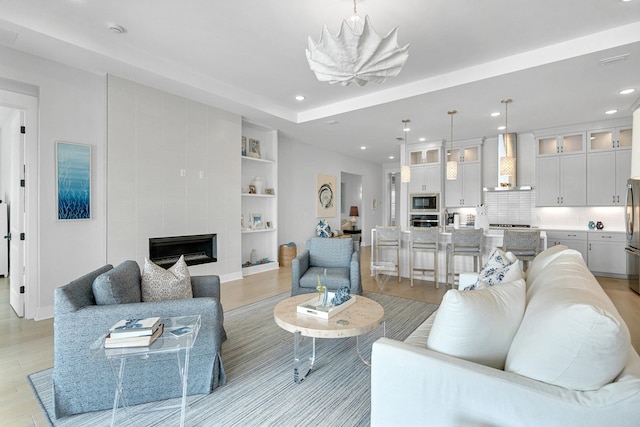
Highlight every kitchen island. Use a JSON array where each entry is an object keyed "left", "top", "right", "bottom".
[{"left": 371, "top": 227, "right": 547, "bottom": 285}]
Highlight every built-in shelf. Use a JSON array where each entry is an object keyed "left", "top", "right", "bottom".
[
  {"left": 241, "top": 121, "right": 279, "bottom": 276},
  {"left": 242, "top": 155, "right": 275, "bottom": 164},
  {"left": 241, "top": 228, "right": 277, "bottom": 234},
  {"left": 242, "top": 193, "right": 276, "bottom": 198}
]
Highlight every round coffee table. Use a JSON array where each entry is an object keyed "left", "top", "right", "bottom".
[{"left": 274, "top": 293, "right": 385, "bottom": 383}]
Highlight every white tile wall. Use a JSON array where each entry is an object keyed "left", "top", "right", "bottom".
[{"left": 107, "top": 75, "right": 242, "bottom": 278}]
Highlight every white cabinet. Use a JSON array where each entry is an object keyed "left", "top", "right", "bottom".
[
  {"left": 409, "top": 146, "right": 440, "bottom": 166},
  {"left": 409, "top": 145, "right": 442, "bottom": 194},
  {"left": 445, "top": 145, "right": 481, "bottom": 207},
  {"left": 587, "top": 128, "right": 632, "bottom": 206},
  {"left": 241, "top": 122, "right": 279, "bottom": 275},
  {"left": 409, "top": 164, "right": 441, "bottom": 194},
  {"left": 536, "top": 132, "right": 586, "bottom": 206},
  {"left": 587, "top": 232, "right": 627, "bottom": 276},
  {"left": 545, "top": 230, "right": 588, "bottom": 262},
  {"left": 537, "top": 132, "right": 585, "bottom": 156}
]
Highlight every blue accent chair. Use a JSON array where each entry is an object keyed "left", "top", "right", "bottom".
[
  {"left": 291, "top": 237, "right": 362, "bottom": 296},
  {"left": 52, "top": 263, "right": 226, "bottom": 418}
]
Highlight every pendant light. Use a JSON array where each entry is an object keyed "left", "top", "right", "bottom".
[
  {"left": 499, "top": 99, "right": 516, "bottom": 179},
  {"left": 401, "top": 119, "right": 411, "bottom": 183},
  {"left": 446, "top": 110, "right": 457, "bottom": 180}
]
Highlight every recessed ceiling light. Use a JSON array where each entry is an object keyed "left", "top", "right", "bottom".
[
  {"left": 295, "top": 95, "right": 305, "bottom": 101},
  {"left": 490, "top": 112, "right": 501, "bottom": 117},
  {"left": 389, "top": 155, "right": 395, "bottom": 160},
  {"left": 497, "top": 125, "right": 506, "bottom": 130},
  {"left": 418, "top": 137, "right": 426, "bottom": 142},
  {"left": 619, "top": 88, "right": 635, "bottom": 95},
  {"left": 605, "top": 109, "right": 618, "bottom": 115},
  {"left": 360, "top": 146, "right": 366, "bottom": 150}
]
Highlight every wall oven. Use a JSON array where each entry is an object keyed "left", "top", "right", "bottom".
[
  {"left": 410, "top": 214, "right": 439, "bottom": 228},
  {"left": 410, "top": 193, "right": 439, "bottom": 212}
]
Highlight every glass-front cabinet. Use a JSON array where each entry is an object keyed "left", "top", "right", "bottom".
[
  {"left": 408, "top": 144, "right": 442, "bottom": 194},
  {"left": 587, "top": 127, "right": 632, "bottom": 151},
  {"left": 536, "top": 132, "right": 586, "bottom": 206},
  {"left": 537, "top": 132, "right": 585, "bottom": 156},
  {"left": 586, "top": 127, "right": 632, "bottom": 206},
  {"left": 410, "top": 147, "right": 440, "bottom": 165},
  {"left": 445, "top": 143, "right": 482, "bottom": 208}
]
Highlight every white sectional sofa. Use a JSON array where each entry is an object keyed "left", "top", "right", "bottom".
[{"left": 371, "top": 245, "right": 640, "bottom": 426}]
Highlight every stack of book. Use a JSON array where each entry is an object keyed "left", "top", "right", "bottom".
[{"left": 105, "top": 316, "right": 164, "bottom": 348}]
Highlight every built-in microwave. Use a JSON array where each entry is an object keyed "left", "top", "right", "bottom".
[{"left": 410, "top": 193, "right": 439, "bottom": 212}]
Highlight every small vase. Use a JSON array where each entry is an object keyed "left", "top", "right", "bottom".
[{"left": 252, "top": 177, "right": 264, "bottom": 195}]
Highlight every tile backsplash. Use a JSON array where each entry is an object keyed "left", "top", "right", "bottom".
[{"left": 454, "top": 190, "right": 625, "bottom": 231}]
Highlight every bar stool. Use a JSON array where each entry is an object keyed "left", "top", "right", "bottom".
[
  {"left": 374, "top": 226, "right": 401, "bottom": 282},
  {"left": 446, "top": 228, "right": 483, "bottom": 288},
  {"left": 409, "top": 227, "right": 439, "bottom": 288},
  {"left": 502, "top": 229, "right": 541, "bottom": 271}
]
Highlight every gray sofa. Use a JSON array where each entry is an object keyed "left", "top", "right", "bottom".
[
  {"left": 291, "top": 237, "right": 362, "bottom": 296},
  {"left": 52, "top": 263, "right": 226, "bottom": 418}
]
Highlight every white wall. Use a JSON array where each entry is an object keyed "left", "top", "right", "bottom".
[
  {"left": 278, "top": 134, "right": 383, "bottom": 248},
  {"left": 107, "top": 76, "right": 242, "bottom": 280},
  {"left": 0, "top": 45, "right": 106, "bottom": 319}
]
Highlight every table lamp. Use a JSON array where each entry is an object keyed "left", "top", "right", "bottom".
[{"left": 349, "top": 206, "right": 359, "bottom": 230}]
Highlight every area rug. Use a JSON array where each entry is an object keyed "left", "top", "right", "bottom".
[{"left": 29, "top": 292, "right": 438, "bottom": 426}]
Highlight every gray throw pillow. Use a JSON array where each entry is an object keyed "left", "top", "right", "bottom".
[
  {"left": 92, "top": 260, "right": 142, "bottom": 305},
  {"left": 141, "top": 255, "right": 192, "bottom": 302}
]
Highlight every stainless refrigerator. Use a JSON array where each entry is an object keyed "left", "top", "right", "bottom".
[{"left": 625, "top": 179, "right": 640, "bottom": 293}]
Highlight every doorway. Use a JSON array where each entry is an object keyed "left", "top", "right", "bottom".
[
  {"left": 0, "top": 89, "right": 38, "bottom": 318},
  {"left": 340, "top": 172, "right": 363, "bottom": 231}
]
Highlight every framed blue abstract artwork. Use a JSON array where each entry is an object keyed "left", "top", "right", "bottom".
[{"left": 56, "top": 141, "right": 91, "bottom": 220}]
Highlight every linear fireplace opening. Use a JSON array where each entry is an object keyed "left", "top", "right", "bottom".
[{"left": 149, "top": 234, "right": 217, "bottom": 267}]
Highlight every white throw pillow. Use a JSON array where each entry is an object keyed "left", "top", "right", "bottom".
[
  {"left": 505, "top": 286, "right": 630, "bottom": 391},
  {"left": 141, "top": 255, "right": 193, "bottom": 302},
  {"left": 426, "top": 279, "right": 526, "bottom": 369}
]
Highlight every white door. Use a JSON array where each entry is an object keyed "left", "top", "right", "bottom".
[{"left": 9, "top": 110, "right": 25, "bottom": 317}]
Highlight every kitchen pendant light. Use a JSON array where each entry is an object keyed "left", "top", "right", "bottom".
[
  {"left": 499, "top": 99, "right": 516, "bottom": 179},
  {"left": 447, "top": 110, "right": 457, "bottom": 180},
  {"left": 401, "top": 119, "right": 411, "bottom": 183}
]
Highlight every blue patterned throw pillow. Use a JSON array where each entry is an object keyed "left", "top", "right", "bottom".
[
  {"left": 463, "top": 247, "right": 523, "bottom": 290},
  {"left": 316, "top": 219, "right": 332, "bottom": 238}
]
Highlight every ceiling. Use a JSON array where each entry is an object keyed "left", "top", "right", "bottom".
[{"left": 1, "top": 0, "right": 640, "bottom": 164}]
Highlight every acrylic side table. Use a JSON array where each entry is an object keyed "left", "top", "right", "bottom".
[{"left": 90, "top": 315, "right": 201, "bottom": 427}]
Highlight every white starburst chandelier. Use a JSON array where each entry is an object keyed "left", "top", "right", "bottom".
[{"left": 305, "top": 0, "right": 410, "bottom": 87}]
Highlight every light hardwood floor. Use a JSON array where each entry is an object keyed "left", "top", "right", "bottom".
[{"left": 1, "top": 246, "right": 639, "bottom": 426}]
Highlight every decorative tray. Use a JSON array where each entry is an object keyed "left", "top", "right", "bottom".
[{"left": 296, "top": 293, "right": 356, "bottom": 319}]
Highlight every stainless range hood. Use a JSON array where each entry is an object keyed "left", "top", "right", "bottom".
[{"left": 484, "top": 133, "right": 532, "bottom": 192}]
